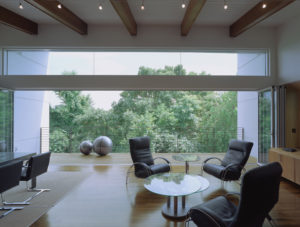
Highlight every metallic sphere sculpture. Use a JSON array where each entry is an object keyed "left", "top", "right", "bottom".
[
  {"left": 79, "top": 140, "right": 93, "bottom": 155},
  {"left": 93, "top": 136, "right": 113, "bottom": 156}
]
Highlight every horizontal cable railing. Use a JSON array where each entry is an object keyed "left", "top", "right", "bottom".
[{"left": 44, "top": 127, "right": 244, "bottom": 153}]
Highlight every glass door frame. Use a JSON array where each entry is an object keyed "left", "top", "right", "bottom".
[{"left": 258, "top": 87, "right": 276, "bottom": 164}]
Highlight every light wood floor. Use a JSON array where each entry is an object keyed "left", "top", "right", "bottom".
[{"left": 31, "top": 153, "right": 299, "bottom": 227}]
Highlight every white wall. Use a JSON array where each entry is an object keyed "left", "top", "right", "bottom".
[
  {"left": 0, "top": 24, "right": 276, "bottom": 50},
  {"left": 8, "top": 52, "right": 49, "bottom": 154},
  {"left": 277, "top": 14, "right": 300, "bottom": 85},
  {"left": 14, "top": 91, "right": 46, "bottom": 153},
  {"left": 237, "top": 92, "right": 258, "bottom": 159},
  {"left": 237, "top": 51, "right": 265, "bottom": 160}
]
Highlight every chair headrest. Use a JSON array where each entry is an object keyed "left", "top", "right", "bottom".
[
  {"left": 229, "top": 139, "right": 253, "bottom": 153},
  {"left": 129, "top": 136, "right": 150, "bottom": 150}
]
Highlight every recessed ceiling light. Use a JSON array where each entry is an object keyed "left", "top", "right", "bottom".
[
  {"left": 141, "top": 0, "right": 145, "bottom": 11},
  {"left": 223, "top": 0, "right": 228, "bottom": 10},
  {"left": 262, "top": 3, "right": 267, "bottom": 9},
  {"left": 19, "top": 2, "right": 23, "bottom": 10},
  {"left": 99, "top": 4, "right": 103, "bottom": 10},
  {"left": 57, "top": 3, "right": 62, "bottom": 9},
  {"left": 181, "top": 3, "right": 186, "bottom": 9}
]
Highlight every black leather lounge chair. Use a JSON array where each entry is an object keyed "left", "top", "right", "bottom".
[
  {"left": 188, "top": 162, "right": 282, "bottom": 227},
  {"left": 202, "top": 139, "right": 253, "bottom": 183},
  {"left": 126, "top": 136, "right": 171, "bottom": 184}
]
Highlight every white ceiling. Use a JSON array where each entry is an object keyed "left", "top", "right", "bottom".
[{"left": 0, "top": 0, "right": 300, "bottom": 27}]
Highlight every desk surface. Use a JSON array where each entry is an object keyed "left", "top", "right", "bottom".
[{"left": 0, "top": 152, "right": 36, "bottom": 165}]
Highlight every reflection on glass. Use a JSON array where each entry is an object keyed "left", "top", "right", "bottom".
[
  {"left": 144, "top": 173, "right": 203, "bottom": 196},
  {"left": 5, "top": 50, "right": 268, "bottom": 76},
  {"left": 172, "top": 154, "right": 200, "bottom": 162},
  {"left": 258, "top": 90, "right": 272, "bottom": 163}
]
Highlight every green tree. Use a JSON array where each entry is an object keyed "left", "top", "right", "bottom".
[
  {"left": 50, "top": 90, "right": 93, "bottom": 152},
  {"left": 50, "top": 66, "right": 238, "bottom": 154}
]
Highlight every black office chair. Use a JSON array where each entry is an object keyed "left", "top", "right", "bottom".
[
  {"left": 14, "top": 152, "right": 51, "bottom": 204},
  {"left": 187, "top": 162, "right": 282, "bottom": 227},
  {"left": 202, "top": 139, "right": 253, "bottom": 183},
  {"left": 126, "top": 136, "right": 171, "bottom": 184},
  {"left": 0, "top": 161, "right": 24, "bottom": 218}
]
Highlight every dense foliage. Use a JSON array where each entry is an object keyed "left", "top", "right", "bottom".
[
  {"left": 50, "top": 66, "right": 237, "bottom": 153},
  {"left": 0, "top": 90, "right": 13, "bottom": 152}
]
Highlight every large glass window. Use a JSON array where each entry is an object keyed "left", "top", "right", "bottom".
[
  {"left": 0, "top": 90, "right": 13, "bottom": 152},
  {"left": 4, "top": 50, "right": 269, "bottom": 76},
  {"left": 49, "top": 90, "right": 240, "bottom": 153}
]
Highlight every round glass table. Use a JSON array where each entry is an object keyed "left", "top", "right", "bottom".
[
  {"left": 172, "top": 154, "right": 200, "bottom": 173},
  {"left": 144, "top": 172, "right": 209, "bottom": 220}
]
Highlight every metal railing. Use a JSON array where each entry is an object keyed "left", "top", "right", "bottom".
[{"left": 42, "top": 127, "right": 244, "bottom": 153}]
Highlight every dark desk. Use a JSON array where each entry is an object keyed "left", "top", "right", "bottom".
[
  {"left": 0, "top": 152, "right": 37, "bottom": 188},
  {"left": 0, "top": 152, "right": 36, "bottom": 165}
]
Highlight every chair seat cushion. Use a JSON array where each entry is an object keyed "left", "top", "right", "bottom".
[
  {"left": 203, "top": 163, "right": 241, "bottom": 181},
  {"left": 150, "top": 163, "right": 170, "bottom": 174},
  {"left": 135, "top": 169, "right": 151, "bottom": 178},
  {"left": 189, "top": 196, "right": 237, "bottom": 227},
  {"left": 203, "top": 163, "right": 225, "bottom": 179}
]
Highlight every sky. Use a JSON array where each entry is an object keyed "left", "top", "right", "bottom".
[{"left": 47, "top": 51, "right": 238, "bottom": 110}]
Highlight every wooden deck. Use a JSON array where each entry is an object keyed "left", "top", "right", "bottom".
[{"left": 29, "top": 153, "right": 300, "bottom": 227}]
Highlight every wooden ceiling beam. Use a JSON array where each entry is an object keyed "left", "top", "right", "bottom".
[
  {"left": 230, "top": 0, "right": 295, "bottom": 37},
  {"left": 109, "top": 0, "right": 137, "bottom": 36},
  {"left": 181, "top": 0, "right": 206, "bottom": 36},
  {"left": 24, "top": 0, "right": 87, "bottom": 35},
  {"left": 0, "top": 6, "right": 38, "bottom": 35}
]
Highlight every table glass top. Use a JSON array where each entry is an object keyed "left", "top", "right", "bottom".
[
  {"left": 144, "top": 172, "right": 209, "bottom": 196},
  {"left": 172, "top": 154, "right": 200, "bottom": 162}
]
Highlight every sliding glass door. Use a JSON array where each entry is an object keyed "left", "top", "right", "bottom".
[
  {"left": 0, "top": 90, "right": 13, "bottom": 152},
  {"left": 258, "top": 87, "right": 276, "bottom": 164}
]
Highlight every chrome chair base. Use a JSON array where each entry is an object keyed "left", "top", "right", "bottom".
[
  {"left": 23, "top": 188, "right": 51, "bottom": 203},
  {"left": 1, "top": 187, "right": 50, "bottom": 206},
  {"left": 0, "top": 206, "right": 23, "bottom": 219}
]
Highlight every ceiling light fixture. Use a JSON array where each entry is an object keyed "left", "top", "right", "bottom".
[
  {"left": 262, "top": 2, "right": 267, "bottom": 9},
  {"left": 141, "top": 0, "right": 145, "bottom": 11},
  {"left": 57, "top": 3, "right": 62, "bottom": 9},
  {"left": 19, "top": 2, "right": 23, "bottom": 10},
  {"left": 98, "top": 0, "right": 104, "bottom": 11},
  {"left": 224, "top": 0, "right": 228, "bottom": 10},
  {"left": 181, "top": 0, "right": 186, "bottom": 9}
]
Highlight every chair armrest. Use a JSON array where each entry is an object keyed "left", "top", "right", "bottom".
[
  {"left": 153, "top": 157, "right": 170, "bottom": 164},
  {"left": 221, "top": 163, "right": 243, "bottom": 180},
  {"left": 132, "top": 162, "right": 151, "bottom": 176},
  {"left": 203, "top": 157, "right": 222, "bottom": 164}
]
